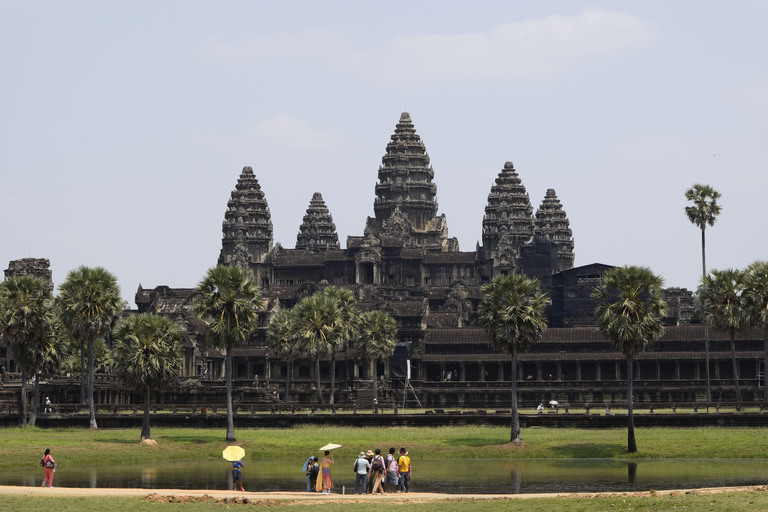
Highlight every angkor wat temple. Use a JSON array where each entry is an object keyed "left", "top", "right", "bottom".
[{"left": 3, "top": 113, "right": 766, "bottom": 408}]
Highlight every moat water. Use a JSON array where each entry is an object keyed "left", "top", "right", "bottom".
[{"left": 3, "top": 458, "right": 767, "bottom": 494}]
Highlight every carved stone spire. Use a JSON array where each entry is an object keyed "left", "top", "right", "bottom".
[
  {"left": 534, "top": 188, "right": 575, "bottom": 272},
  {"left": 218, "top": 166, "right": 273, "bottom": 267},
  {"left": 296, "top": 192, "right": 340, "bottom": 253},
  {"left": 364, "top": 112, "right": 457, "bottom": 251},
  {"left": 481, "top": 161, "right": 534, "bottom": 264}
]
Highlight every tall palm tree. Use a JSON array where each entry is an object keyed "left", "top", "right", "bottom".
[
  {"left": 700, "top": 269, "right": 746, "bottom": 402},
  {"left": 479, "top": 274, "right": 549, "bottom": 444},
  {"left": 113, "top": 313, "right": 182, "bottom": 440},
  {"left": 193, "top": 265, "right": 261, "bottom": 442},
  {"left": 354, "top": 310, "right": 397, "bottom": 411},
  {"left": 266, "top": 309, "right": 301, "bottom": 403},
  {"left": 685, "top": 183, "right": 722, "bottom": 402},
  {"left": 19, "top": 319, "right": 67, "bottom": 426},
  {"left": 592, "top": 266, "right": 667, "bottom": 453},
  {"left": 743, "top": 261, "right": 768, "bottom": 401},
  {"left": 291, "top": 292, "right": 337, "bottom": 404},
  {"left": 56, "top": 266, "right": 123, "bottom": 429},
  {"left": 320, "top": 287, "right": 359, "bottom": 405},
  {"left": 0, "top": 276, "right": 56, "bottom": 427}
]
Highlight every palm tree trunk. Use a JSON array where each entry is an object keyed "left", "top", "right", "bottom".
[
  {"left": 627, "top": 355, "right": 637, "bottom": 453},
  {"left": 704, "top": 327, "right": 712, "bottom": 403},
  {"left": 283, "top": 362, "right": 292, "bottom": 404},
  {"left": 87, "top": 337, "right": 98, "bottom": 429},
  {"left": 315, "top": 358, "right": 324, "bottom": 404},
  {"left": 141, "top": 385, "right": 151, "bottom": 440},
  {"left": 372, "top": 358, "right": 378, "bottom": 414},
  {"left": 730, "top": 326, "right": 742, "bottom": 402},
  {"left": 225, "top": 350, "right": 236, "bottom": 442},
  {"left": 19, "top": 353, "right": 27, "bottom": 427},
  {"left": 510, "top": 350, "right": 522, "bottom": 443},
  {"left": 701, "top": 228, "right": 707, "bottom": 278},
  {"left": 80, "top": 341, "right": 86, "bottom": 404},
  {"left": 764, "top": 330, "right": 768, "bottom": 402},
  {"left": 30, "top": 372, "right": 40, "bottom": 427},
  {"left": 329, "top": 351, "right": 336, "bottom": 405}
]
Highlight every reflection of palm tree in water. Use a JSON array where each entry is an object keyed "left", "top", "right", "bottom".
[
  {"left": 627, "top": 462, "right": 638, "bottom": 490},
  {"left": 509, "top": 464, "right": 523, "bottom": 494}
]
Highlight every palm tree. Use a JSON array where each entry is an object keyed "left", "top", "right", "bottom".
[
  {"left": 193, "top": 265, "right": 261, "bottom": 442},
  {"left": 354, "top": 310, "right": 397, "bottom": 411},
  {"left": 291, "top": 292, "right": 336, "bottom": 404},
  {"left": 0, "top": 276, "right": 56, "bottom": 427},
  {"left": 743, "top": 261, "right": 768, "bottom": 401},
  {"left": 56, "top": 266, "right": 123, "bottom": 429},
  {"left": 592, "top": 266, "right": 667, "bottom": 453},
  {"left": 113, "top": 313, "right": 182, "bottom": 440},
  {"left": 700, "top": 269, "right": 746, "bottom": 402},
  {"left": 19, "top": 319, "right": 67, "bottom": 426},
  {"left": 479, "top": 274, "right": 549, "bottom": 444},
  {"left": 266, "top": 309, "right": 301, "bottom": 403},
  {"left": 685, "top": 183, "right": 722, "bottom": 402},
  {"left": 320, "top": 287, "right": 359, "bottom": 405}
]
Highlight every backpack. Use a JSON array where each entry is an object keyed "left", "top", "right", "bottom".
[{"left": 372, "top": 458, "right": 383, "bottom": 472}]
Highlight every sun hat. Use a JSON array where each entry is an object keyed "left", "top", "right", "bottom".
[
  {"left": 366, "top": 450, "right": 374, "bottom": 457},
  {"left": 359, "top": 451, "right": 365, "bottom": 457}
]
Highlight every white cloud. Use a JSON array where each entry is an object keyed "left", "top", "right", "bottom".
[
  {"left": 249, "top": 113, "right": 341, "bottom": 150},
  {"left": 198, "top": 9, "right": 659, "bottom": 86}
]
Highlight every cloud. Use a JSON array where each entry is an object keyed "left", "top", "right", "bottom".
[
  {"left": 198, "top": 9, "right": 659, "bottom": 86},
  {"left": 249, "top": 113, "right": 341, "bottom": 150}
]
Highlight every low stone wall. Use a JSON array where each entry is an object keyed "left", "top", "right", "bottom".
[{"left": 5, "top": 411, "right": 768, "bottom": 429}]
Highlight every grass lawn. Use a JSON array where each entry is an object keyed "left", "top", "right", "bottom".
[
  {"left": 2, "top": 425, "right": 768, "bottom": 470},
  {"left": 3, "top": 489, "right": 768, "bottom": 512}
]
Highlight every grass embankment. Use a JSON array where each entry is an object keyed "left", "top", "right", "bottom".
[
  {"left": 3, "top": 425, "right": 768, "bottom": 470},
  {"left": 4, "top": 489, "right": 768, "bottom": 512}
]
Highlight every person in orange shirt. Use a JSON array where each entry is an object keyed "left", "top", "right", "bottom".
[{"left": 41, "top": 448, "right": 55, "bottom": 488}]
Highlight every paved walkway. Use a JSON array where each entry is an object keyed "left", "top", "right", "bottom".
[{"left": 0, "top": 485, "right": 763, "bottom": 500}]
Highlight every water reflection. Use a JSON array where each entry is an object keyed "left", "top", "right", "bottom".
[{"left": 0, "top": 458, "right": 766, "bottom": 494}]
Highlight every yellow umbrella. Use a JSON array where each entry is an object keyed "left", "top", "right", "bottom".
[{"left": 223, "top": 445, "right": 245, "bottom": 462}]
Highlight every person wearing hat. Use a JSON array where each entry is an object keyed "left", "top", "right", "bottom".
[
  {"left": 44, "top": 397, "right": 52, "bottom": 414},
  {"left": 365, "top": 450, "right": 375, "bottom": 493},
  {"left": 354, "top": 450, "right": 371, "bottom": 494}
]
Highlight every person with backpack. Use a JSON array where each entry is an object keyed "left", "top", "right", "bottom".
[
  {"left": 40, "top": 448, "right": 55, "bottom": 488},
  {"left": 369, "top": 448, "right": 385, "bottom": 494},
  {"left": 353, "top": 451, "right": 371, "bottom": 494}
]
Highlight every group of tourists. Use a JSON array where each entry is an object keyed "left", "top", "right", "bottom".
[{"left": 306, "top": 447, "right": 411, "bottom": 495}]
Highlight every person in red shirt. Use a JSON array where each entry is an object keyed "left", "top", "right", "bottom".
[{"left": 41, "top": 448, "right": 55, "bottom": 488}]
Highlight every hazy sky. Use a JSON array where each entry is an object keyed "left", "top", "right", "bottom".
[{"left": 2, "top": 1, "right": 766, "bottom": 307}]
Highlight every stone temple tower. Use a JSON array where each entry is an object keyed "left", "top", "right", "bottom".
[
  {"left": 296, "top": 192, "right": 340, "bottom": 253},
  {"left": 364, "top": 112, "right": 458, "bottom": 252},
  {"left": 534, "top": 188, "right": 575, "bottom": 272},
  {"left": 218, "top": 166, "right": 273, "bottom": 268},
  {"left": 481, "top": 161, "right": 535, "bottom": 270}
]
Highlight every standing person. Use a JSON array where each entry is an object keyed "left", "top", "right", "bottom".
[
  {"left": 304, "top": 456, "right": 319, "bottom": 492},
  {"left": 365, "top": 450, "right": 375, "bottom": 493},
  {"left": 231, "top": 459, "right": 245, "bottom": 492},
  {"left": 320, "top": 450, "right": 334, "bottom": 494},
  {"left": 369, "top": 449, "right": 385, "bottom": 494},
  {"left": 384, "top": 447, "right": 398, "bottom": 493},
  {"left": 397, "top": 447, "right": 411, "bottom": 492},
  {"left": 40, "top": 448, "right": 55, "bottom": 488},
  {"left": 44, "top": 397, "right": 52, "bottom": 414},
  {"left": 354, "top": 451, "right": 370, "bottom": 494}
]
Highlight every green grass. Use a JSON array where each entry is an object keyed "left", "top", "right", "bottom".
[
  {"left": 4, "top": 490, "right": 768, "bottom": 512},
  {"left": 3, "top": 425, "right": 768, "bottom": 471}
]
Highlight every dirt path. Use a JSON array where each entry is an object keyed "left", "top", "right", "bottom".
[{"left": 0, "top": 485, "right": 764, "bottom": 501}]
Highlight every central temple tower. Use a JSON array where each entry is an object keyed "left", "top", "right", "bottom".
[{"left": 363, "top": 112, "right": 458, "bottom": 252}]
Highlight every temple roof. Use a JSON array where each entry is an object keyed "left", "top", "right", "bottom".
[
  {"left": 295, "top": 192, "right": 340, "bottom": 253},
  {"left": 534, "top": 188, "right": 574, "bottom": 271},
  {"left": 482, "top": 161, "right": 534, "bottom": 251}
]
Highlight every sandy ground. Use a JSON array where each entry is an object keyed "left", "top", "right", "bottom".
[{"left": 0, "top": 485, "right": 765, "bottom": 501}]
